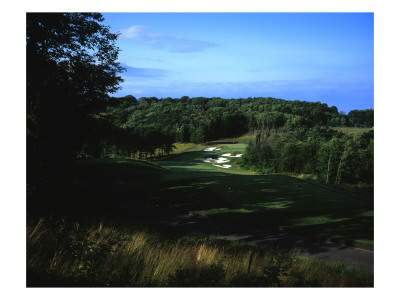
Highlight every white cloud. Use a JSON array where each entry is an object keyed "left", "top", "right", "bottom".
[
  {"left": 119, "top": 25, "right": 216, "bottom": 53},
  {"left": 120, "top": 25, "right": 146, "bottom": 39}
]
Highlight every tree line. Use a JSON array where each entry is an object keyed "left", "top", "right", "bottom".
[
  {"left": 241, "top": 127, "right": 373, "bottom": 184},
  {"left": 327, "top": 109, "right": 374, "bottom": 127},
  {"left": 89, "top": 95, "right": 372, "bottom": 163}
]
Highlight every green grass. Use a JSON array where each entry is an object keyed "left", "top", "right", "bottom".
[
  {"left": 61, "top": 142, "right": 373, "bottom": 246},
  {"left": 159, "top": 174, "right": 373, "bottom": 245},
  {"left": 332, "top": 127, "right": 373, "bottom": 136},
  {"left": 171, "top": 142, "right": 198, "bottom": 154},
  {"left": 156, "top": 143, "right": 251, "bottom": 179},
  {"left": 153, "top": 141, "right": 373, "bottom": 245},
  {"left": 27, "top": 217, "right": 373, "bottom": 287},
  {"left": 207, "top": 134, "right": 253, "bottom": 143}
]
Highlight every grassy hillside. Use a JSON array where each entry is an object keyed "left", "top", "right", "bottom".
[{"left": 28, "top": 158, "right": 169, "bottom": 217}]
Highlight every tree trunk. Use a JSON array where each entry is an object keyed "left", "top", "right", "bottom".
[
  {"left": 326, "top": 148, "right": 331, "bottom": 184},
  {"left": 336, "top": 145, "right": 348, "bottom": 185}
]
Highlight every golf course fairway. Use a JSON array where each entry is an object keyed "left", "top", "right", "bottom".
[
  {"left": 71, "top": 141, "right": 373, "bottom": 246},
  {"left": 154, "top": 142, "right": 373, "bottom": 245}
]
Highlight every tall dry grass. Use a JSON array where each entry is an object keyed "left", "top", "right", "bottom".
[{"left": 27, "top": 218, "right": 373, "bottom": 287}]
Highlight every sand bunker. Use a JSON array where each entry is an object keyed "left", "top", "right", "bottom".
[
  {"left": 212, "top": 164, "right": 232, "bottom": 168},
  {"left": 214, "top": 157, "right": 230, "bottom": 163},
  {"left": 201, "top": 149, "right": 242, "bottom": 169},
  {"left": 203, "top": 157, "right": 229, "bottom": 164},
  {"left": 220, "top": 153, "right": 243, "bottom": 157},
  {"left": 204, "top": 147, "right": 221, "bottom": 151}
]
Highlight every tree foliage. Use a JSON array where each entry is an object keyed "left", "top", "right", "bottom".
[
  {"left": 103, "top": 95, "right": 343, "bottom": 146},
  {"left": 241, "top": 127, "right": 374, "bottom": 184},
  {"left": 96, "top": 95, "right": 374, "bottom": 182},
  {"left": 27, "top": 13, "right": 124, "bottom": 200}
]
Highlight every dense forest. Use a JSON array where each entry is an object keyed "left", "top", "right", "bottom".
[
  {"left": 78, "top": 95, "right": 373, "bottom": 160},
  {"left": 241, "top": 127, "right": 373, "bottom": 184},
  {"left": 70, "top": 95, "right": 371, "bottom": 185}
]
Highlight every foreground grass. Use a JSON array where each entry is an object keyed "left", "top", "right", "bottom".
[{"left": 27, "top": 217, "right": 373, "bottom": 287}]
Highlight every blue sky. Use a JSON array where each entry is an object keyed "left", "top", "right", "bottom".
[{"left": 102, "top": 13, "right": 373, "bottom": 112}]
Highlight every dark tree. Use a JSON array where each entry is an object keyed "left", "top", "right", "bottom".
[{"left": 27, "top": 13, "right": 124, "bottom": 209}]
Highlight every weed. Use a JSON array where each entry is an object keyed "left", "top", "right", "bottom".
[{"left": 27, "top": 217, "right": 373, "bottom": 287}]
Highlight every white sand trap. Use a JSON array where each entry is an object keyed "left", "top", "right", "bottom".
[
  {"left": 201, "top": 151, "right": 240, "bottom": 168},
  {"left": 212, "top": 164, "right": 231, "bottom": 169},
  {"left": 221, "top": 164, "right": 231, "bottom": 168},
  {"left": 221, "top": 153, "right": 242, "bottom": 157},
  {"left": 214, "top": 158, "right": 230, "bottom": 163}
]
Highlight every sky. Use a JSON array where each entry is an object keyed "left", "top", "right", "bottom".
[{"left": 102, "top": 13, "right": 373, "bottom": 113}]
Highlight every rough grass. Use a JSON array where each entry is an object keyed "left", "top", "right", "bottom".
[
  {"left": 331, "top": 127, "right": 373, "bottom": 136},
  {"left": 171, "top": 142, "right": 198, "bottom": 154},
  {"left": 27, "top": 218, "right": 373, "bottom": 287},
  {"left": 206, "top": 134, "right": 252, "bottom": 143}
]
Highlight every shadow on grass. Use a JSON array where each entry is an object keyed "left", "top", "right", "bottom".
[
  {"left": 28, "top": 157, "right": 373, "bottom": 248},
  {"left": 155, "top": 171, "right": 373, "bottom": 246}
]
